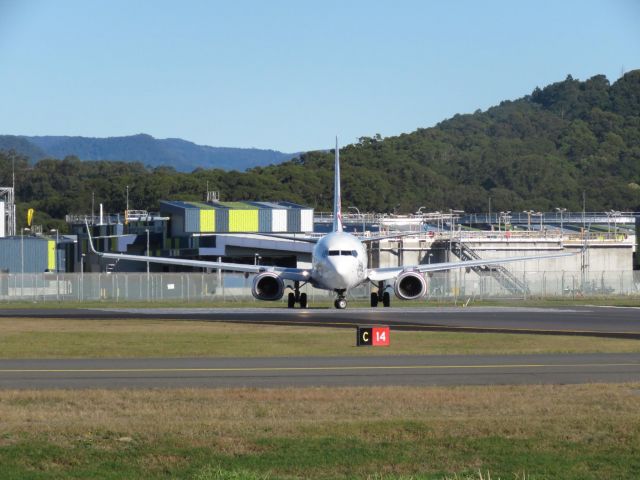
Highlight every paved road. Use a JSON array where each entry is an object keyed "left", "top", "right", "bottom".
[
  {"left": 1, "top": 353, "right": 639, "bottom": 389},
  {"left": 3, "top": 305, "right": 640, "bottom": 338}
]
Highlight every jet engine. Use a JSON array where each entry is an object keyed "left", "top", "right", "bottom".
[
  {"left": 251, "top": 272, "right": 285, "bottom": 301},
  {"left": 394, "top": 271, "right": 427, "bottom": 300}
]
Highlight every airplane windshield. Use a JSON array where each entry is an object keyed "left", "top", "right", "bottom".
[{"left": 328, "top": 250, "right": 357, "bottom": 257}]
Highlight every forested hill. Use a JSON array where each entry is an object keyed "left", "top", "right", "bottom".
[
  {"left": 1, "top": 71, "right": 639, "bottom": 231},
  {"left": 0, "top": 134, "right": 298, "bottom": 172}
]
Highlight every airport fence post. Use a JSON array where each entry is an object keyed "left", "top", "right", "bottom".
[{"left": 619, "top": 271, "right": 623, "bottom": 294}]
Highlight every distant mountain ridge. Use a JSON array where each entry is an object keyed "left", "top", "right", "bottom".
[{"left": 0, "top": 133, "right": 298, "bottom": 172}]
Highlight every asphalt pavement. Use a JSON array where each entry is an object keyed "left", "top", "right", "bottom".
[
  {"left": 2, "top": 305, "right": 639, "bottom": 389},
  {"left": 2, "top": 305, "right": 640, "bottom": 338},
  {"left": 1, "top": 353, "right": 639, "bottom": 389}
]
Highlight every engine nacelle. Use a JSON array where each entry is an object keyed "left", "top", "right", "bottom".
[
  {"left": 251, "top": 272, "right": 285, "bottom": 301},
  {"left": 394, "top": 271, "right": 427, "bottom": 300}
]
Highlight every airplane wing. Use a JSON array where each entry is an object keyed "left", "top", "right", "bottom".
[
  {"left": 367, "top": 250, "right": 577, "bottom": 282},
  {"left": 85, "top": 224, "right": 311, "bottom": 282},
  {"left": 239, "top": 231, "right": 427, "bottom": 244},
  {"left": 360, "top": 231, "right": 426, "bottom": 243},
  {"left": 231, "top": 233, "right": 320, "bottom": 244}
]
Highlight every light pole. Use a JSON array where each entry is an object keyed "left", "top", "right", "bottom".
[
  {"left": 610, "top": 210, "right": 621, "bottom": 239},
  {"left": 20, "top": 227, "right": 30, "bottom": 298},
  {"left": 348, "top": 206, "right": 364, "bottom": 233},
  {"left": 416, "top": 206, "right": 427, "bottom": 232},
  {"left": 536, "top": 212, "right": 543, "bottom": 230},
  {"left": 50, "top": 229, "right": 59, "bottom": 301},
  {"left": 145, "top": 229, "right": 150, "bottom": 274},
  {"left": 555, "top": 207, "right": 566, "bottom": 236},
  {"left": 523, "top": 210, "right": 534, "bottom": 231},
  {"left": 81, "top": 253, "right": 85, "bottom": 302},
  {"left": 145, "top": 228, "right": 150, "bottom": 301},
  {"left": 448, "top": 209, "right": 464, "bottom": 255},
  {"left": 499, "top": 211, "right": 511, "bottom": 233}
]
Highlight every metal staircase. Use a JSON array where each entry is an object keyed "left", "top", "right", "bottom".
[{"left": 451, "top": 240, "right": 530, "bottom": 295}]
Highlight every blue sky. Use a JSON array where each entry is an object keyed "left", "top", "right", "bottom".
[{"left": 0, "top": 0, "right": 638, "bottom": 152}]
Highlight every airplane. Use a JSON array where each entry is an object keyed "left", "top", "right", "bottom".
[{"left": 86, "top": 139, "right": 576, "bottom": 309}]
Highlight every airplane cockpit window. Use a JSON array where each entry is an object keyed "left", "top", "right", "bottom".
[
  {"left": 340, "top": 250, "right": 352, "bottom": 256},
  {"left": 351, "top": 250, "right": 358, "bottom": 257},
  {"left": 328, "top": 250, "right": 340, "bottom": 256}
]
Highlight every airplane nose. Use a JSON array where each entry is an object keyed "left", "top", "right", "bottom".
[{"left": 331, "top": 259, "right": 353, "bottom": 278}]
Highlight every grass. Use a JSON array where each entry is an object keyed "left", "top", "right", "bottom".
[
  {"left": 1, "top": 317, "right": 640, "bottom": 358},
  {"left": 1, "top": 296, "right": 639, "bottom": 309},
  {"left": 0, "top": 383, "right": 639, "bottom": 478}
]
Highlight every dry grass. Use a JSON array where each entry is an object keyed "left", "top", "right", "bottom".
[
  {"left": 1, "top": 317, "right": 640, "bottom": 359},
  {"left": 2, "top": 384, "right": 639, "bottom": 447},
  {"left": 1, "top": 384, "right": 640, "bottom": 478}
]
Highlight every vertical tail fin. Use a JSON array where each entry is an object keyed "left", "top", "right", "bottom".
[{"left": 332, "top": 137, "right": 343, "bottom": 233}]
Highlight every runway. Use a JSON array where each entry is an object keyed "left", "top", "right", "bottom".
[
  {"left": 3, "top": 305, "right": 640, "bottom": 338},
  {"left": 1, "top": 353, "right": 639, "bottom": 389},
  {"left": 2, "top": 306, "right": 639, "bottom": 389}
]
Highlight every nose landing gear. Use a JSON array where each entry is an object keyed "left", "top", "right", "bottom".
[
  {"left": 334, "top": 297, "right": 347, "bottom": 309},
  {"left": 333, "top": 290, "right": 347, "bottom": 309}
]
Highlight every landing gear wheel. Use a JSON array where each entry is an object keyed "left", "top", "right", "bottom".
[
  {"left": 382, "top": 291, "right": 391, "bottom": 307},
  {"left": 334, "top": 298, "right": 347, "bottom": 309},
  {"left": 287, "top": 292, "right": 296, "bottom": 308},
  {"left": 370, "top": 292, "right": 379, "bottom": 308},
  {"left": 299, "top": 293, "right": 308, "bottom": 309}
]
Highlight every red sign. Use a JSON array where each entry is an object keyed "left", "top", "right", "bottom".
[{"left": 372, "top": 327, "right": 390, "bottom": 346}]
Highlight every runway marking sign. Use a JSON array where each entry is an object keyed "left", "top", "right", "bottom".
[{"left": 357, "top": 326, "right": 390, "bottom": 347}]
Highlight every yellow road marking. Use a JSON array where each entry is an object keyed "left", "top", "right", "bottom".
[{"left": 0, "top": 363, "right": 639, "bottom": 374}]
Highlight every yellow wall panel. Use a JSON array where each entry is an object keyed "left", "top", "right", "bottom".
[
  {"left": 200, "top": 209, "right": 215, "bottom": 232},
  {"left": 47, "top": 240, "right": 56, "bottom": 271},
  {"left": 229, "top": 210, "right": 259, "bottom": 232}
]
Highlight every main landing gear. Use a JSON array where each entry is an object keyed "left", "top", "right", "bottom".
[
  {"left": 370, "top": 281, "right": 391, "bottom": 308},
  {"left": 287, "top": 281, "right": 308, "bottom": 309},
  {"left": 334, "top": 290, "right": 347, "bottom": 309}
]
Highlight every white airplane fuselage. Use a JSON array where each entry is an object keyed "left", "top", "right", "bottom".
[{"left": 311, "top": 232, "right": 368, "bottom": 291}]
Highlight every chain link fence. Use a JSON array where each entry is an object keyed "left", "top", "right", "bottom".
[{"left": 1, "top": 271, "right": 639, "bottom": 304}]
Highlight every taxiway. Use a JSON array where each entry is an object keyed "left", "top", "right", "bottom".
[
  {"left": 1, "top": 353, "right": 639, "bottom": 389},
  {"left": 2, "top": 305, "right": 640, "bottom": 338},
  {"left": 2, "top": 306, "right": 639, "bottom": 389}
]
